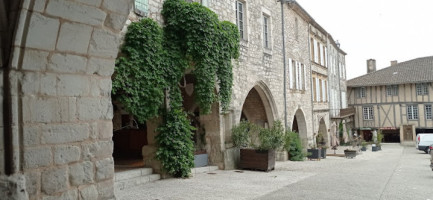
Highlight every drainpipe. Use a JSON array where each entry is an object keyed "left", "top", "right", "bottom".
[
  {"left": 308, "top": 25, "right": 315, "bottom": 146},
  {"left": 280, "top": 0, "right": 288, "bottom": 129}
]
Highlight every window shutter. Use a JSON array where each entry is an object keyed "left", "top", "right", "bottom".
[
  {"left": 324, "top": 47, "right": 328, "bottom": 67},
  {"left": 313, "top": 39, "right": 318, "bottom": 63},
  {"left": 289, "top": 58, "right": 293, "bottom": 89},
  {"left": 303, "top": 65, "right": 307, "bottom": 90},
  {"left": 316, "top": 78, "right": 320, "bottom": 101}
]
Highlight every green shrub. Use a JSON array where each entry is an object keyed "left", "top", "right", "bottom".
[
  {"left": 284, "top": 131, "right": 305, "bottom": 161},
  {"left": 258, "top": 120, "right": 285, "bottom": 151},
  {"left": 231, "top": 120, "right": 285, "bottom": 150}
]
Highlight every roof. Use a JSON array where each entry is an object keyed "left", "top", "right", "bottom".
[{"left": 347, "top": 56, "right": 433, "bottom": 87}]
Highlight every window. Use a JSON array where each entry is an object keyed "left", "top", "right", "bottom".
[
  {"left": 319, "top": 79, "right": 323, "bottom": 101},
  {"left": 134, "top": 0, "right": 148, "bottom": 16},
  {"left": 236, "top": 1, "right": 244, "bottom": 39},
  {"left": 363, "top": 107, "right": 374, "bottom": 120},
  {"left": 386, "top": 85, "right": 398, "bottom": 96},
  {"left": 292, "top": 60, "right": 296, "bottom": 89},
  {"left": 201, "top": 0, "right": 209, "bottom": 7},
  {"left": 357, "top": 87, "right": 366, "bottom": 98},
  {"left": 310, "top": 38, "right": 314, "bottom": 60},
  {"left": 263, "top": 15, "right": 269, "bottom": 48},
  {"left": 301, "top": 64, "right": 305, "bottom": 90},
  {"left": 295, "top": 18, "right": 298, "bottom": 40},
  {"left": 426, "top": 105, "right": 432, "bottom": 120},
  {"left": 313, "top": 77, "right": 316, "bottom": 101},
  {"left": 324, "top": 47, "right": 327, "bottom": 67},
  {"left": 416, "top": 83, "right": 428, "bottom": 95},
  {"left": 407, "top": 105, "right": 418, "bottom": 120}
]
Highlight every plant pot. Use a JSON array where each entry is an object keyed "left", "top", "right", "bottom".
[
  {"left": 239, "top": 149, "right": 275, "bottom": 171},
  {"left": 307, "top": 149, "right": 321, "bottom": 160},
  {"left": 361, "top": 146, "right": 367, "bottom": 151},
  {"left": 344, "top": 150, "right": 357, "bottom": 158},
  {"left": 194, "top": 153, "right": 208, "bottom": 168},
  {"left": 372, "top": 146, "right": 378, "bottom": 152},
  {"left": 320, "top": 148, "right": 327, "bottom": 159},
  {"left": 377, "top": 146, "right": 382, "bottom": 151}
]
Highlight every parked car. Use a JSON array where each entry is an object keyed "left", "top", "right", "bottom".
[{"left": 416, "top": 133, "right": 433, "bottom": 153}]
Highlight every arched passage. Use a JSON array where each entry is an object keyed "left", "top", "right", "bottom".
[
  {"left": 292, "top": 109, "right": 308, "bottom": 148},
  {"left": 318, "top": 118, "right": 328, "bottom": 147},
  {"left": 240, "top": 83, "right": 277, "bottom": 127}
]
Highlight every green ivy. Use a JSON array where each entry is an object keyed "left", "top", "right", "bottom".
[
  {"left": 112, "top": 0, "right": 239, "bottom": 177},
  {"left": 112, "top": 18, "right": 166, "bottom": 124},
  {"left": 155, "top": 108, "right": 195, "bottom": 177}
]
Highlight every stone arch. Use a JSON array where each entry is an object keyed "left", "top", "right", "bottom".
[
  {"left": 239, "top": 81, "right": 277, "bottom": 127},
  {"left": 292, "top": 108, "right": 308, "bottom": 148},
  {"left": 318, "top": 117, "right": 328, "bottom": 146}
]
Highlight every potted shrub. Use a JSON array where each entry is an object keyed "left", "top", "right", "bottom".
[
  {"left": 232, "top": 120, "right": 285, "bottom": 171},
  {"left": 344, "top": 149, "right": 357, "bottom": 158},
  {"left": 284, "top": 131, "right": 305, "bottom": 161},
  {"left": 361, "top": 141, "right": 367, "bottom": 151},
  {"left": 307, "top": 145, "right": 321, "bottom": 160},
  {"left": 376, "top": 130, "right": 384, "bottom": 151},
  {"left": 316, "top": 133, "right": 327, "bottom": 159}
]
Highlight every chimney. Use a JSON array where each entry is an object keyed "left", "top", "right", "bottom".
[
  {"left": 367, "top": 59, "right": 376, "bottom": 73},
  {"left": 390, "top": 60, "right": 398, "bottom": 66}
]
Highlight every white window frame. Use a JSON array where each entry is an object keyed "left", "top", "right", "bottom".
[
  {"left": 386, "top": 85, "right": 398, "bottom": 96},
  {"left": 263, "top": 14, "right": 270, "bottom": 49},
  {"left": 407, "top": 105, "right": 419, "bottom": 120},
  {"left": 236, "top": 1, "right": 245, "bottom": 40},
  {"left": 357, "top": 87, "right": 366, "bottom": 98},
  {"left": 363, "top": 107, "right": 374, "bottom": 120},
  {"left": 134, "top": 0, "right": 148, "bottom": 17},
  {"left": 425, "top": 105, "right": 432, "bottom": 120},
  {"left": 416, "top": 83, "right": 428, "bottom": 95}
]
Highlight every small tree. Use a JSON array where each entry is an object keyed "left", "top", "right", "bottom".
[{"left": 284, "top": 131, "right": 305, "bottom": 161}]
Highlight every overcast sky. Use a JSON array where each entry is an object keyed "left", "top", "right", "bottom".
[{"left": 296, "top": 0, "right": 433, "bottom": 80}]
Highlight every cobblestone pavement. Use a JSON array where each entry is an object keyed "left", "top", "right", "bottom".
[{"left": 116, "top": 144, "right": 433, "bottom": 200}]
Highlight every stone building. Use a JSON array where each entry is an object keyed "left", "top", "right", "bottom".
[
  {"left": 0, "top": 0, "right": 347, "bottom": 199},
  {"left": 347, "top": 57, "right": 433, "bottom": 145}
]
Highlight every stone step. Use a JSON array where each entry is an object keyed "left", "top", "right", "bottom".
[
  {"left": 115, "top": 168, "right": 153, "bottom": 181},
  {"left": 191, "top": 165, "right": 219, "bottom": 175},
  {"left": 115, "top": 173, "right": 161, "bottom": 192}
]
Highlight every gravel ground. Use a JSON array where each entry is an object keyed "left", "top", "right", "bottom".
[{"left": 116, "top": 144, "right": 433, "bottom": 200}]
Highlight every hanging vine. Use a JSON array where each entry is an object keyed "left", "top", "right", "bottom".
[{"left": 112, "top": 0, "right": 239, "bottom": 177}]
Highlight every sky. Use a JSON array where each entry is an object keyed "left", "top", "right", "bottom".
[{"left": 296, "top": 0, "right": 433, "bottom": 80}]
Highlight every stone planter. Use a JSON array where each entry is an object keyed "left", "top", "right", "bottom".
[
  {"left": 239, "top": 149, "right": 275, "bottom": 171},
  {"left": 194, "top": 153, "right": 208, "bottom": 168},
  {"left": 361, "top": 146, "right": 367, "bottom": 151},
  {"left": 307, "top": 149, "right": 321, "bottom": 160},
  {"left": 320, "top": 148, "right": 327, "bottom": 159},
  {"left": 344, "top": 150, "right": 357, "bottom": 158}
]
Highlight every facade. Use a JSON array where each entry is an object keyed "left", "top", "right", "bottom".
[
  {"left": 347, "top": 57, "right": 433, "bottom": 145},
  {"left": 0, "top": 0, "right": 346, "bottom": 199}
]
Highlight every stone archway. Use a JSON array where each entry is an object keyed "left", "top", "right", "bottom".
[
  {"left": 318, "top": 118, "right": 328, "bottom": 146},
  {"left": 292, "top": 109, "right": 308, "bottom": 149},
  {"left": 240, "top": 82, "right": 277, "bottom": 128}
]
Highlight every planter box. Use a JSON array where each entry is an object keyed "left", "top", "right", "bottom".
[
  {"left": 307, "top": 149, "right": 321, "bottom": 160},
  {"left": 194, "top": 153, "right": 208, "bottom": 168},
  {"left": 377, "top": 146, "right": 382, "bottom": 151},
  {"left": 361, "top": 146, "right": 367, "bottom": 151},
  {"left": 239, "top": 149, "right": 275, "bottom": 171},
  {"left": 372, "top": 146, "right": 378, "bottom": 152},
  {"left": 344, "top": 150, "right": 357, "bottom": 158},
  {"left": 320, "top": 149, "right": 327, "bottom": 159}
]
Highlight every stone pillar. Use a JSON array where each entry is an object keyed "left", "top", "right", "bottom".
[{"left": 2, "top": 0, "right": 130, "bottom": 199}]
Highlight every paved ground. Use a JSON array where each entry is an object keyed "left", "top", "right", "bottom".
[{"left": 116, "top": 144, "right": 433, "bottom": 200}]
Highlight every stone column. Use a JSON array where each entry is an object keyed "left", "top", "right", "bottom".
[{"left": 2, "top": 0, "right": 130, "bottom": 199}]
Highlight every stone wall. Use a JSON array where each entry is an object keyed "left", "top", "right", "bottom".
[{"left": 2, "top": 0, "right": 130, "bottom": 199}]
